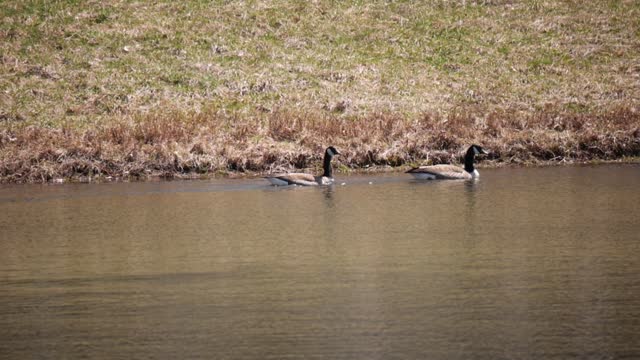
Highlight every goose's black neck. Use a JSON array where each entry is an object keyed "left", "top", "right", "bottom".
[
  {"left": 323, "top": 152, "right": 333, "bottom": 178},
  {"left": 464, "top": 147, "right": 476, "bottom": 173}
]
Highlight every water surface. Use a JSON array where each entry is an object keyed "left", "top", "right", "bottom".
[{"left": 1, "top": 165, "right": 639, "bottom": 359}]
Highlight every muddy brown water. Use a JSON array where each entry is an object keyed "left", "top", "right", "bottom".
[{"left": 1, "top": 165, "right": 639, "bottom": 359}]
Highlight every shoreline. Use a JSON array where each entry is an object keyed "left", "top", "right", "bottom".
[
  {"left": 2, "top": 106, "right": 638, "bottom": 184},
  {"left": 2, "top": 159, "right": 638, "bottom": 186}
]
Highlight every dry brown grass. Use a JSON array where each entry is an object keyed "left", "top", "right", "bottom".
[{"left": 1, "top": 105, "right": 638, "bottom": 183}]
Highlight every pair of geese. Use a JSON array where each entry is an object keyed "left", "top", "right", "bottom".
[{"left": 265, "top": 144, "right": 489, "bottom": 186}]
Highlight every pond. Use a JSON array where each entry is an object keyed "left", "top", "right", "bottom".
[{"left": 1, "top": 164, "right": 639, "bottom": 359}]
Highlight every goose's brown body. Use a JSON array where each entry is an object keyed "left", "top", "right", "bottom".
[
  {"left": 406, "top": 164, "right": 476, "bottom": 180},
  {"left": 265, "top": 173, "right": 334, "bottom": 186}
]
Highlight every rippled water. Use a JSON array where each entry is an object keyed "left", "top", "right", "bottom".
[{"left": 1, "top": 165, "right": 639, "bottom": 359}]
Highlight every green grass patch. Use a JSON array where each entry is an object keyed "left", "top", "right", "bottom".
[{"left": 0, "top": 0, "right": 637, "bottom": 129}]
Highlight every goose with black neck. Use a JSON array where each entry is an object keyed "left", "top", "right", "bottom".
[
  {"left": 265, "top": 146, "right": 341, "bottom": 186},
  {"left": 406, "top": 145, "right": 489, "bottom": 180}
]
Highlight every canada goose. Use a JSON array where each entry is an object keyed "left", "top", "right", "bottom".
[
  {"left": 406, "top": 144, "right": 489, "bottom": 180},
  {"left": 265, "top": 146, "right": 341, "bottom": 186}
]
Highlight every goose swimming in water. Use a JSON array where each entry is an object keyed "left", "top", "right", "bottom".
[
  {"left": 406, "top": 144, "right": 489, "bottom": 180},
  {"left": 265, "top": 146, "right": 340, "bottom": 186}
]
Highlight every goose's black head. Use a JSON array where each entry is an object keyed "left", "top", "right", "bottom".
[
  {"left": 470, "top": 144, "right": 489, "bottom": 156},
  {"left": 464, "top": 144, "right": 489, "bottom": 173},
  {"left": 323, "top": 146, "right": 340, "bottom": 178},
  {"left": 325, "top": 146, "right": 340, "bottom": 157}
]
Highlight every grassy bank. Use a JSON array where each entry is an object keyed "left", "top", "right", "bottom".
[
  {"left": 1, "top": 1, "right": 639, "bottom": 182},
  {"left": 2, "top": 106, "right": 638, "bottom": 183}
]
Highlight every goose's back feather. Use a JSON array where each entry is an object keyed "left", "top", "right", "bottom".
[
  {"left": 265, "top": 173, "right": 319, "bottom": 186},
  {"left": 406, "top": 164, "right": 472, "bottom": 180}
]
